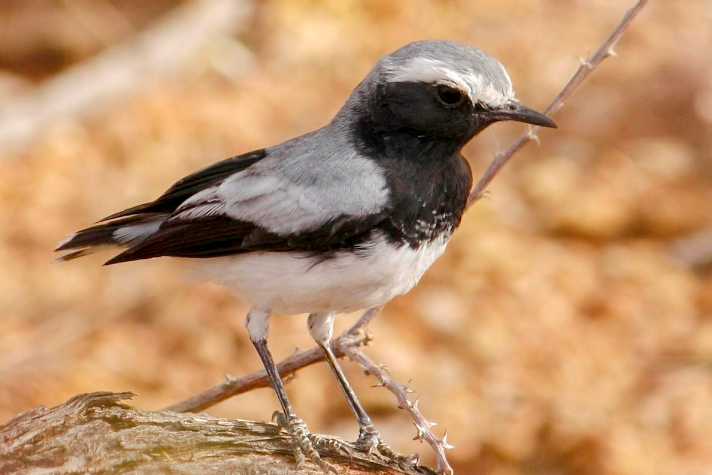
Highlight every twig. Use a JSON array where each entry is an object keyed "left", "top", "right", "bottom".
[
  {"left": 165, "top": 307, "right": 381, "bottom": 413},
  {"left": 342, "top": 347, "right": 454, "bottom": 475},
  {"left": 466, "top": 0, "right": 651, "bottom": 206}
]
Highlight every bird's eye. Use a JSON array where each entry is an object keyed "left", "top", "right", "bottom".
[{"left": 435, "top": 85, "right": 465, "bottom": 107}]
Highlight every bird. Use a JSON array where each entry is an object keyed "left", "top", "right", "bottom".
[{"left": 55, "top": 39, "right": 556, "bottom": 471}]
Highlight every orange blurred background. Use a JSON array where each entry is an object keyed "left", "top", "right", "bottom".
[{"left": 1, "top": 1, "right": 711, "bottom": 474}]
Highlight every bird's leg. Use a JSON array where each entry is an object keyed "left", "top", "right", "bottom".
[
  {"left": 246, "top": 309, "right": 336, "bottom": 474},
  {"left": 307, "top": 312, "right": 399, "bottom": 458}
]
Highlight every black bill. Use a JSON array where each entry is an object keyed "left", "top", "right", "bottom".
[{"left": 487, "top": 101, "right": 558, "bottom": 128}]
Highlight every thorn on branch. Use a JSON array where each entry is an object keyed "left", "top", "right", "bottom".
[
  {"left": 413, "top": 423, "right": 427, "bottom": 441},
  {"left": 439, "top": 431, "right": 454, "bottom": 451},
  {"left": 363, "top": 330, "right": 374, "bottom": 345},
  {"left": 578, "top": 56, "right": 594, "bottom": 69},
  {"left": 344, "top": 345, "right": 454, "bottom": 474},
  {"left": 526, "top": 129, "right": 541, "bottom": 144}
]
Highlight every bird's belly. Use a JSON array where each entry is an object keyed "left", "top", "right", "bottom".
[{"left": 192, "top": 233, "right": 449, "bottom": 314}]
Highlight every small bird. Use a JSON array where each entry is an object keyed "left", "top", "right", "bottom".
[{"left": 56, "top": 40, "right": 556, "bottom": 470}]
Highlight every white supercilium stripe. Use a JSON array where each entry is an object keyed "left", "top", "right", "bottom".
[{"left": 386, "top": 57, "right": 515, "bottom": 108}]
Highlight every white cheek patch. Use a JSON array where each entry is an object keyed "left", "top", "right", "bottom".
[{"left": 386, "top": 57, "right": 515, "bottom": 108}]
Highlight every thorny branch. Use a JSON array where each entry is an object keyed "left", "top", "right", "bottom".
[
  {"left": 467, "top": 0, "right": 651, "bottom": 206},
  {"left": 168, "top": 1, "right": 651, "bottom": 472},
  {"left": 164, "top": 307, "right": 381, "bottom": 413},
  {"left": 342, "top": 347, "right": 454, "bottom": 475}
]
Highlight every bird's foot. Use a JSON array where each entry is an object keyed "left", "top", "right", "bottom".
[
  {"left": 273, "top": 411, "right": 341, "bottom": 474},
  {"left": 354, "top": 424, "right": 381, "bottom": 454},
  {"left": 354, "top": 424, "right": 420, "bottom": 469}
]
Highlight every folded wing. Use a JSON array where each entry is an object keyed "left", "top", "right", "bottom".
[{"left": 56, "top": 138, "right": 391, "bottom": 265}]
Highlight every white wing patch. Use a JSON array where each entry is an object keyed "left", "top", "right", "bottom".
[
  {"left": 173, "top": 150, "right": 389, "bottom": 236},
  {"left": 386, "top": 57, "right": 515, "bottom": 108}
]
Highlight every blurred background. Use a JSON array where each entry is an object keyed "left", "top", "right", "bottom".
[{"left": 1, "top": 1, "right": 711, "bottom": 474}]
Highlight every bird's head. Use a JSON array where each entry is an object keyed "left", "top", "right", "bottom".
[{"left": 344, "top": 40, "right": 556, "bottom": 148}]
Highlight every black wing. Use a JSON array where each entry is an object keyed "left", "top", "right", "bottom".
[
  {"left": 60, "top": 146, "right": 392, "bottom": 265},
  {"left": 104, "top": 211, "right": 389, "bottom": 264},
  {"left": 99, "top": 149, "right": 267, "bottom": 221}
]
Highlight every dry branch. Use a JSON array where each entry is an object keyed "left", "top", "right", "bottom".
[
  {"left": 342, "top": 347, "right": 454, "bottom": 475},
  {"left": 165, "top": 307, "right": 381, "bottom": 414},
  {"left": 0, "top": 391, "right": 436, "bottom": 475},
  {"left": 467, "top": 0, "right": 651, "bottom": 206}
]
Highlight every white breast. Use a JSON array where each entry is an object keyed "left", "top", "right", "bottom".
[{"left": 191, "top": 233, "right": 449, "bottom": 314}]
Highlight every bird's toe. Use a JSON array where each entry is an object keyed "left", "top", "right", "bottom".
[
  {"left": 274, "top": 412, "right": 339, "bottom": 474},
  {"left": 354, "top": 425, "right": 420, "bottom": 470}
]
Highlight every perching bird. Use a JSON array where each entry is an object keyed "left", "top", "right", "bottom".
[{"left": 56, "top": 40, "right": 556, "bottom": 471}]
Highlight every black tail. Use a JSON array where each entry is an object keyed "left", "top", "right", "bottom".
[{"left": 55, "top": 214, "right": 166, "bottom": 263}]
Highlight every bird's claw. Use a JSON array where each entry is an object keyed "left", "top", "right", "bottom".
[
  {"left": 272, "top": 412, "right": 419, "bottom": 473},
  {"left": 354, "top": 424, "right": 380, "bottom": 454},
  {"left": 354, "top": 424, "right": 420, "bottom": 469},
  {"left": 272, "top": 411, "right": 339, "bottom": 474}
]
